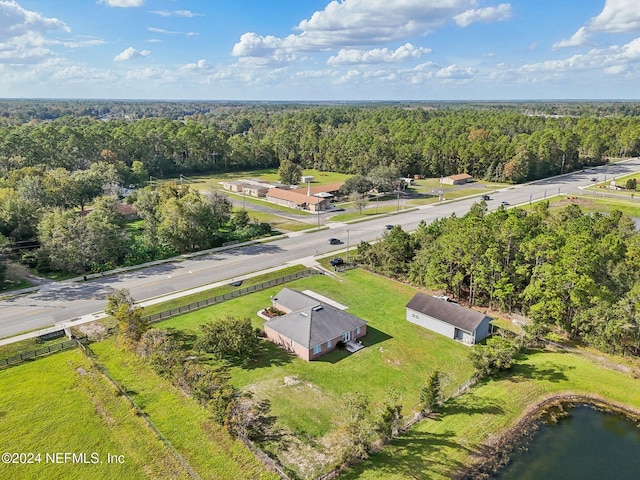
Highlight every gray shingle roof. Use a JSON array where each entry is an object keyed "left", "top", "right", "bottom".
[
  {"left": 406, "top": 292, "right": 489, "bottom": 333},
  {"left": 272, "top": 288, "right": 319, "bottom": 312},
  {"left": 266, "top": 289, "right": 366, "bottom": 349}
]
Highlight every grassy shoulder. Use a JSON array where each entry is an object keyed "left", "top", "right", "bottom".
[
  {"left": 141, "top": 264, "right": 308, "bottom": 317},
  {"left": 0, "top": 349, "right": 191, "bottom": 480},
  {"left": 342, "top": 348, "right": 640, "bottom": 479}
]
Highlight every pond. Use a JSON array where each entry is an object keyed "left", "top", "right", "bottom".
[{"left": 495, "top": 404, "right": 640, "bottom": 480}]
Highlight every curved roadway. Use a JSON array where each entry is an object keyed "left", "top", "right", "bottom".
[{"left": 1, "top": 158, "right": 639, "bottom": 340}]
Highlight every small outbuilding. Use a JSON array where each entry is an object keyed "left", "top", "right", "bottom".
[
  {"left": 405, "top": 292, "right": 491, "bottom": 345},
  {"left": 442, "top": 173, "right": 473, "bottom": 185}
]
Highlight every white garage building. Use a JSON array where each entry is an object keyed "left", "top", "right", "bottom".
[{"left": 405, "top": 292, "right": 492, "bottom": 345}]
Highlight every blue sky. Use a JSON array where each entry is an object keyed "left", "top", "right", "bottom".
[{"left": 2, "top": 0, "right": 640, "bottom": 100}]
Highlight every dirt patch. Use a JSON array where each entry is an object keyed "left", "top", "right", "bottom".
[{"left": 75, "top": 321, "right": 107, "bottom": 338}]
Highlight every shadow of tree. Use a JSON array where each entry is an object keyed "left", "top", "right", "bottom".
[
  {"left": 508, "top": 361, "right": 573, "bottom": 383},
  {"left": 240, "top": 338, "right": 294, "bottom": 370},
  {"left": 342, "top": 429, "right": 479, "bottom": 479},
  {"left": 166, "top": 328, "right": 198, "bottom": 351},
  {"left": 441, "top": 395, "right": 505, "bottom": 418}
]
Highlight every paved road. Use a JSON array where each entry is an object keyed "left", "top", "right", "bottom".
[{"left": 1, "top": 158, "right": 639, "bottom": 340}]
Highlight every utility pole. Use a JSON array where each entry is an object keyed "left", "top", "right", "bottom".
[{"left": 346, "top": 230, "right": 350, "bottom": 264}]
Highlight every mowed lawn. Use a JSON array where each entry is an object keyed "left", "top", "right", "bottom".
[
  {"left": 157, "top": 269, "right": 476, "bottom": 438},
  {"left": 343, "top": 349, "right": 640, "bottom": 479},
  {"left": 0, "top": 350, "right": 190, "bottom": 480}
]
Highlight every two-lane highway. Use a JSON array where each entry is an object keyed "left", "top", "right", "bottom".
[{"left": 2, "top": 158, "right": 639, "bottom": 339}]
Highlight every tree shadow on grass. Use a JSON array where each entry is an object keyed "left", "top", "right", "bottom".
[
  {"left": 507, "top": 362, "right": 572, "bottom": 383},
  {"left": 440, "top": 395, "right": 506, "bottom": 418},
  {"left": 166, "top": 328, "right": 198, "bottom": 351},
  {"left": 240, "top": 338, "right": 294, "bottom": 370},
  {"left": 342, "top": 429, "right": 478, "bottom": 480}
]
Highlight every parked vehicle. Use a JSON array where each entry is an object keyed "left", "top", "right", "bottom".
[{"left": 329, "top": 258, "right": 344, "bottom": 266}]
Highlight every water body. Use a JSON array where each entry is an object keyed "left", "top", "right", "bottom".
[{"left": 495, "top": 405, "right": 640, "bottom": 480}]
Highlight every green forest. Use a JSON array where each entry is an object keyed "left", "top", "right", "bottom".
[
  {"left": 356, "top": 202, "right": 640, "bottom": 357},
  {"left": 1, "top": 100, "right": 640, "bottom": 279}
]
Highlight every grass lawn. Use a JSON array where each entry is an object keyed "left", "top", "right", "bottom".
[
  {"left": 0, "top": 349, "right": 191, "bottom": 480},
  {"left": 342, "top": 348, "right": 640, "bottom": 479},
  {"left": 189, "top": 169, "right": 350, "bottom": 191},
  {"left": 245, "top": 210, "right": 314, "bottom": 232},
  {"left": 90, "top": 340, "right": 278, "bottom": 480},
  {"left": 329, "top": 204, "right": 414, "bottom": 222},
  {"left": 0, "top": 336, "right": 72, "bottom": 359},
  {"left": 156, "top": 269, "right": 476, "bottom": 476},
  {"left": 141, "top": 264, "right": 308, "bottom": 318},
  {"left": 539, "top": 195, "right": 640, "bottom": 218}
]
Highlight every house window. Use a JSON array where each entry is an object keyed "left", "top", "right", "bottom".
[
  {"left": 291, "top": 340, "right": 295, "bottom": 349},
  {"left": 356, "top": 327, "right": 361, "bottom": 335},
  {"left": 327, "top": 340, "right": 332, "bottom": 348},
  {"left": 343, "top": 332, "right": 350, "bottom": 342},
  {"left": 313, "top": 345, "right": 321, "bottom": 355}
]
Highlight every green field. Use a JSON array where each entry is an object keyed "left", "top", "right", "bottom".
[
  {"left": 4, "top": 267, "right": 640, "bottom": 479},
  {"left": 156, "top": 269, "right": 476, "bottom": 477},
  {"left": 343, "top": 348, "right": 640, "bottom": 479},
  {"left": 0, "top": 350, "right": 191, "bottom": 480},
  {"left": 188, "top": 168, "right": 351, "bottom": 191},
  {"left": 90, "top": 341, "right": 277, "bottom": 480},
  {"left": 538, "top": 195, "right": 640, "bottom": 218},
  {"left": 245, "top": 210, "right": 314, "bottom": 232}
]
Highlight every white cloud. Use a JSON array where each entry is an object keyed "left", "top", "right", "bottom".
[
  {"left": 114, "top": 46, "right": 150, "bottom": 61},
  {"left": 589, "top": 0, "right": 640, "bottom": 33},
  {"left": 98, "top": 0, "right": 144, "bottom": 7},
  {"left": 232, "top": 0, "right": 512, "bottom": 64},
  {"left": 0, "top": 1, "right": 70, "bottom": 64},
  {"left": 556, "top": 0, "right": 640, "bottom": 48},
  {"left": 553, "top": 27, "right": 590, "bottom": 49},
  {"left": 454, "top": 4, "right": 512, "bottom": 28},
  {"left": 434, "top": 64, "right": 475, "bottom": 79},
  {"left": 151, "top": 10, "right": 203, "bottom": 18},
  {"left": 521, "top": 37, "right": 640, "bottom": 76},
  {"left": 327, "top": 43, "right": 431, "bottom": 65},
  {"left": 147, "top": 27, "right": 180, "bottom": 35}
]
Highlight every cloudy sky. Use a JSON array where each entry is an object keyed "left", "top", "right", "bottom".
[{"left": 2, "top": 0, "right": 640, "bottom": 100}]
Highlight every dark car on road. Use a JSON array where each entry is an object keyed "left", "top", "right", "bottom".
[
  {"left": 328, "top": 238, "right": 341, "bottom": 245},
  {"left": 329, "top": 257, "right": 344, "bottom": 266},
  {"left": 385, "top": 224, "right": 394, "bottom": 230}
]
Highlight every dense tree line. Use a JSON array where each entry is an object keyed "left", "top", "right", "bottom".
[
  {"left": 2, "top": 104, "right": 640, "bottom": 185},
  {"left": 356, "top": 203, "right": 640, "bottom": 356},
  {"left": 2, "top": 102, "right": 640, "bottom": 275}
]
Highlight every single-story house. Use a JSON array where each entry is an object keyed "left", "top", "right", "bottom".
[
  {"left": 220, "top": 180, "right": 250, "bottom": 193},
  {"left": 405, "top": 292, "right": 492, "bottom": 345},
  {"left": 442, "top": 173, "right": 473, "bottom": 185},
  {"left": 264, "top": 288, "right": 367, "bottom": 361},
  {"left": 265, "top": 188, "right": 330, "bottom": 212}
]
